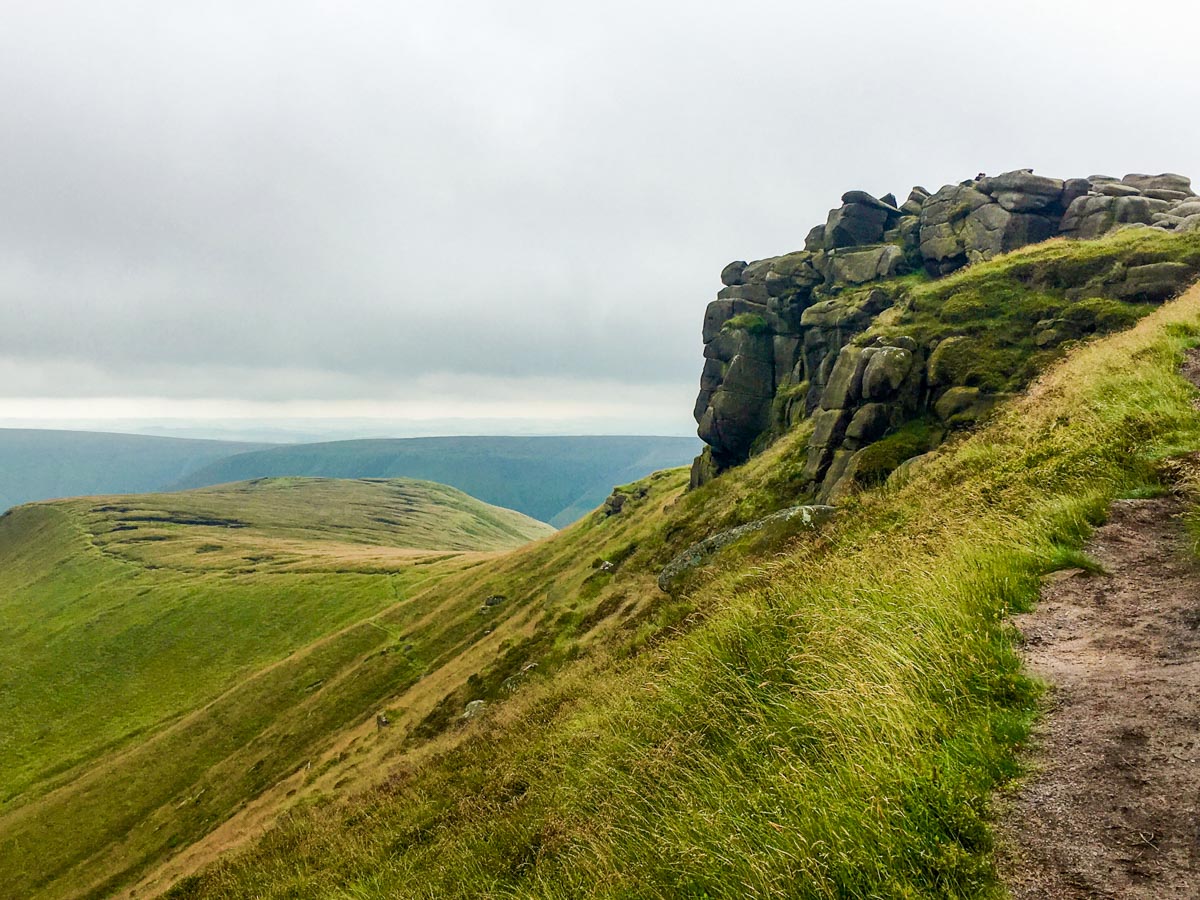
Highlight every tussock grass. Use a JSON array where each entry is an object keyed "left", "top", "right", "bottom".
[{"left": 165, "top": 288, "right": 1200, "bottom": 897}]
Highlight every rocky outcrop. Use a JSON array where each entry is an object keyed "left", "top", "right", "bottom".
[
  {"left": 919, "top": 173, "right": 1064, "bottom": 275},
  {"left": 657, "top": 504, "right": 836, "bottom": 592},
  {"left": 692, "top": 169, "right": 1200, "bottom": 494}
]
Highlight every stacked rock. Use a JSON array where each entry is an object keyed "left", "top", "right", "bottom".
[
  {"left": 918, "top": 172, "right": 1065, "bottom": 274},
  {"left": 1061, "top": 174, "right": 1200, "bottom": 239},
  {"left": 691, "top": 169, "right": 1200, "bottom": 491}
]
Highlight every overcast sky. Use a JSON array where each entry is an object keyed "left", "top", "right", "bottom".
[{"left": 2, "top": 0, "right": 1198, "bottom": 438}]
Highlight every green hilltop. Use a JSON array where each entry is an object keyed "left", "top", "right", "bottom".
[
  {"left": 0, "top": 478, "right": 551, "bottom": 899},
  {"left": 170, "top": 435, "right": 702, "bottom": 527}
]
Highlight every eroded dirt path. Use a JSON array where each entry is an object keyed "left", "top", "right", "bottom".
[{"left": 999, "top": 496, "right": 1200, "bottom": 897}]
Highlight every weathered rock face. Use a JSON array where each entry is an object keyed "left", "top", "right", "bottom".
[
  {"left": 691, "top": 169, "right": 1200, "bottom": 494},
  {"left": 919, "top": 171, "right": 1069, "bottom": 274}
]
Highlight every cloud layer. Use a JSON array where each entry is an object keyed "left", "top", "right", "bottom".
[{"left": 2, "top": 0, "right": 1197, "bottom": 432}]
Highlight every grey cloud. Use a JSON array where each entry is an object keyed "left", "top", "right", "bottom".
[{"left": 1, "top": 0, "right": 1198, "bottom": 413}]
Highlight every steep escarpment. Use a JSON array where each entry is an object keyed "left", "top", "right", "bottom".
[{"left": 693, "top": 170, "right": 1200, "bottom": 495}]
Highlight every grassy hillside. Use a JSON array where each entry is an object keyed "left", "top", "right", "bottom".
[
  {"left": 0, "top": 429, "right": 268, "bottom": 511},
  {"left": 149, "top": 275, "right": 1200, "bottom": 894},
  {"left": 5, "top": 234, "right": 1200, "bottom": 900},
  {"left": 171, "top": 435, "right": 701, "bottom": 526},
  {"left": 0, "top": 479, "right": 551, "bottom": 900}
]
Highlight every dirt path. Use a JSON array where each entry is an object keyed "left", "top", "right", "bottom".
[{"left": 998, "top": 494, "right": 1200, "bottom": 897}]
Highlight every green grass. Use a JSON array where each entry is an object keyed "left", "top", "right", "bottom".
[
  {"left": 7, "top": 234, "right": 1200, "bottom": 900},
  {"left": 0, "top": 478, "right": 553, "bottom": 899},
  {"left": 853, "top": 418, "right": 942, "bottom": 484},
  {"left": 867, "top": 228, "right": 1200, "bottom": 395},
  {"left": 152, "top": 284, "right": 1200, "bottom": 897}
]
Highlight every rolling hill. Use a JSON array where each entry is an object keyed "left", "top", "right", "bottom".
[
  {"left": 170, "top": 435, "right": 701, "bottom": 526},
  {"left": 0, "top": 477, "right": 552, "bottom": 900}
]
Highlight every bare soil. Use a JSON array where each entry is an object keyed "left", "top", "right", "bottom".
[{"left": 998, "top": 494, "right": 1200, "bottom": 897}]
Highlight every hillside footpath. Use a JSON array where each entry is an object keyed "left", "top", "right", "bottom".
[{"left": 999, "top": 359, "right": 1200, "bottom": 896}]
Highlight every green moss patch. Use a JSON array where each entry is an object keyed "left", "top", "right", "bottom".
[{"left": 721, "top": 312, "right": 769, "bottom": 334}]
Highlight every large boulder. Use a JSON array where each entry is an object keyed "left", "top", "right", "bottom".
[
  {"left": 1060, "top": 195, "right": 1111, "bottom": 237},
  {"left": 994, "top": 191, "right": 1059, "bottom": 212},
  {"left": 844, "top": 402, "right": 894, "bottom": 447},
  {"left": 695, "top": 325, "right": 777, "bottom": 464},
  {"left": 763, "top": 250, "right": 823, "bottom": 300},
  {"left": 1170, "top": 201, "right": 1200, "bottom": 219},
  {"left": 1094, "top": 181, "right": 1142, "bottom": 197},
  {"left": 900, "top": 186, "right": 931, "bottom": 216},
  {"left": 1060, "top": 194, "right": 1170, "bottom": 238},
  {"left": 701, "top": 300, "right": 734, "bottom": 343},
  {"left": 862, "top": 346, "right": 914, "bottom": 399},
  {"left": 720, "top": 260, "right": 748, "bottom": 286},
  {"left": 1061, "top": 178, "right": 1092, "bottom": 209},
  {"left": 824, "top": 199, "right": 890, "bottom": 249},
  {"left": 826, "top": 245, "right": 905, "bottom": 285},
  {"left": 841, "top": 190, "right": 902, "bottom": 213},
  {"left": 964, "top": 205, "right": 1055, "bottom": 263},
  {"left": 1178, "top": 215, "right": 1200, "bottom": 235},
  {"left": 1112, "top": 262, "right": 1196, "bottom": 302},
  {"left": 820, "top": 346, "right": 875, "bottom": 410},
  {"left": 1121, "top": 173, "right": 1193, "bottom": 195},
  {"left": 977, "top": 169, "right": 1064, "bottom": 207},
  {"left": 815, "top": 449, "right": 861, "bottom": 504},
  {"left": 657, "top": 505, "right": 836, "bottom": 592},
  {"left": 799, "top": 287, "right": 892, "bottom": 331},
  {"left": 919, "top": 170, "right": 1072, "bottom": 272},
  {"left": 809, "top": 407, "right": 851, "bottom": 449},
  {"left": 918, "top": 184, "right": 992, "bottom": 273}
]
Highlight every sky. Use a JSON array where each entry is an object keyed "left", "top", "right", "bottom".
[{"left": 2, "top": 0, "right": 1199, "bottom": 440}]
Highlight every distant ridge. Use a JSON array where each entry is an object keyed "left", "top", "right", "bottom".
[
  {"left": 171, "top": 435, "right": 701, "bottom": 526},
  {"left": 0, "top": 428, "right": 268, "bottom": 511}
]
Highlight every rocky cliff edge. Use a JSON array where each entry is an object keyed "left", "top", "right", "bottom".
[{"left": 692, "top": 169, "right": 1200, "bottom": 497}]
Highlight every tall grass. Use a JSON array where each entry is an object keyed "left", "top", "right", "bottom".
[{"left": 167, "top": 292, "right": 1200, "bottom": 897}]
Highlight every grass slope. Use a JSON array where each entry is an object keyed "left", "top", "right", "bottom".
[
  {"left": 6, "top": 233, "right": 1200, "bottom": 900},
  {"left": 170, "top": 435, "right": 701, "bottom": 526},
  {"left": 157, "top": 279, "right": 1200, "bottom": 893},
  {"left": 0, "top": 429, "right": 268, "bottom": 512},
  {"left": 0, "top": 478, "right": 551, "bottom": 900}
]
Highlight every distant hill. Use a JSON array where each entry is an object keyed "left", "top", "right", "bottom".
[
  {"left": 172, "top": 435, "right": 701, "bottom": 526},
  {"left": 0, "top": 431, "right": 700, "bottom": 527},
  {"left": 0, "top": 429, "right": 268, "bottom": 511}
]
